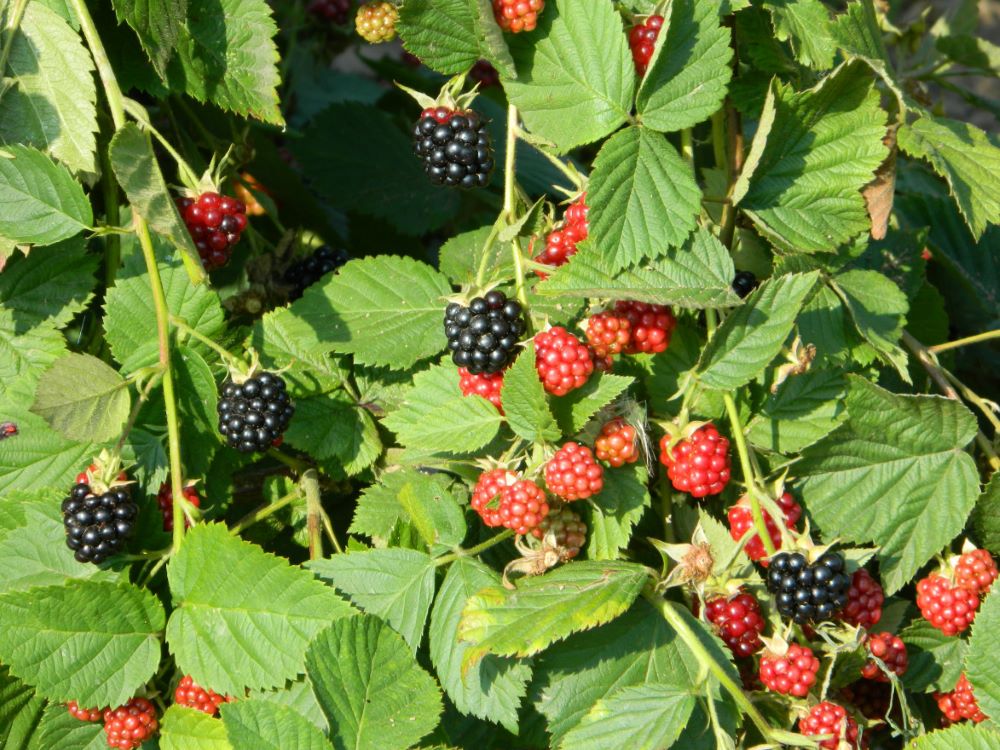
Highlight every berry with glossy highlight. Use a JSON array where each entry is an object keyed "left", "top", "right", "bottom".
[
  {"left": 585, "top": 310, "right": 631, "bottom": 358},
  {"left": 659, "top": 424, "right": 731, "bottom": 498},
  {"left": 68, "top": 701, "right": 103, "bottom": 722},
  {"left": 544, "top": 442, "right": 604, "bottom": 501},
  {"left": 413, "top": 108, "right": 494, "bottom": 189},
  {"left": 534, "top": 326, "right": 594, "bottom": 396},
  {"left": 493, "top": 0, "right": 544, "bottom": 33},
  {"left": 629, "top": 15, "right": 664, "bottom": 75},
  {"left": 759, "top": 643, "right": 820, "bottom": 698},
  {"left": 156, "top": 482, "right": 200, "bottom": 532},
  {"left": 458, "top": 367, "right": 505, "bottom": 411},
  {"left": 936, "top": 674, "right": 987, "bottom": 724},
  {"left": 498, "top": 479, "right": 549, "bottom": 535},
  {"left": 444, "top": 290, "right": 525, "bottom": 374},
  {"left": 614, "top": 300, "right": 675, "bottom": 354},
  {"left": 955, "top": 548, "right": 998, "bottom": 596},
  {"left": 176, "top": 192, "right": 248, "bottom": 270},
  {"left": 594, "top": 418, "right": 639, "bottom": 467},
  {"left": 839, "top": 569, "right": 884, "bottom": 630},
  {"left": 862, "top": 632, "right": 908, "bottom": 681},
  {"left": 217, "top": 372, "right": 295, "bottom": 453},
  {"left": 798, "top": 702, "right": 860, "bottom": 750},
  {"left": 62, "top": 481, "right": 137, "bottom": 564},
  {"left": 766, "top": 551, "right": 851, "bottom": 624},
  {"left": 355, "top": 0, "right": 397, "bottom": 41},
  {"left": 727, "top": 491, "right": 801, "bottom": 564},
  {"left": 916, "top": 573, "right": 980, "bottom": 636},
  {"left": 174, "top": 675, "right": 232, "bottom": 716},
  {"left": 471, "top": 469, "right": 518, "bottom": 528},
  {"left": 103, "top": 698, "right": 158, "bottom": 750},
  {"left": 704, "top": 591, "right": 765, "bottom": 659}
]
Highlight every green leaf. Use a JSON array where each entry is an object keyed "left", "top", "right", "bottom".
[
  {"left": 166, "top": 524, "right": 355, "bottom": 696},
  {"left": 305, "top": 614, "right": 444, "bottom": 750},
  {"left": 0, "top": 236, "right": 96, "bottom": 329},
  {"left": 762, "top": 0, "right": 836, "bottom": 69},
  {"left": 898, "top": 114, "right": 1000, "bottom": 241},
  {"left": 966, "top": 590, "right": 1000, "bottom": 721},
  {"left": 459, "top": 560, "right": 649, "bottom": 667},
  {"left": 797, "top": 378, "right": 981, "bottom": 594},
  {"left": 0, "top": 580, "right": 165, "bottom": 707},
  {"left": 551, "top": 372, "right": 633, "bottom": 436},
  {"left": 0, "top": 3, "right": 98, "bottom": 174},
  {"left": 636, "top": 0, "right": 732, "bottom": 132},
  {"left": 910, "top": 725, "right": 1000, "bottom": 750},
  {"left": 537, "top": 227, "right": 739, "bottom": 309},
  {"left": 829, "top": 269, "right": 909, "bottom": 379},
  {"left": 383, "top": 363, "right": 503, "bottom": 454},
  {"left": 0, "top": 144, "right": 92, "bottom": 245},
  {"left": 587, "top": 463, "right": 650, "bottom": 561},
  {"left": 30, "top": 353, "right": 131, "bottom": 443},
  {"left": 251, "top": 306, "right": 347, "bottom": 397},
  {"left": 746, "top": 368, "right": 847, "bottom": 453},
  {"left": 587, "top": 127, "right": 700, "bottom": 271},
  {"left": 350, "top": 469, "right": 461, "bottom": 541},
  {"left": 901, "top": 620, "right": 968, "bottom": 694},
  {"left": 160, "top": 705, "right": 232, "bottom": 750},
  {"left": 397, "top": 478, "right": 466, "bottom": 550},
  {"left": 220, "top": 701, "right": 331, "bottom": 750},
  {"left": 30, "top": 705, "right": 106, "bottom": 749},
  {"left": 972, "top": 474, "right": 1000, "bottom": 556},
  {"left": 559, "top": 683, "right": 695, "bottom": 750},
  {"left": 169, "top": 0, "right": 283, "bottom": 125},
  {"left": 503, "top": 0, "right": 634, "bottom": 152},
  {"left": 733, "top": 61, "right": 888, "bottom": 252},
  {"left": 308, "top": 548, "right": 436, "bottom": 652},
  {"left": 697, "top": 272, "right": 819, "bottom": 391},
  {"left": 397, "top": 0, "right": 479, "bottom": 74},
  {"left": 468, "top": 0, "right": 516, "bottom": 79},
  {"left": 830, "top": 0, "right": 905, "bottom": 106},
  {"left": 111, "top": 0, "right": 186, "bottom": 78},
  {"left": 501, "top": 348, "right": 559, "bottom": 443},
  {"left": 109, "top": 123, "right": 204, "bottom": 282},
  {"left": 285, "top": 391, "right": 381, "bottom": 475},
  {"left": 938, "top": 35, "right": 1000, "bottom": 74},
  {"left": 438, "top": 225, "right": 512, "bottom": 286},
  {"left": 429, "top": 559, "right": 531, "bottom": 733},
  {"left": 293, "top": 256, "right": 451, "bottom": 370},
  {"left": 0, "top": 665, "right": 46, "bottom": 750}
]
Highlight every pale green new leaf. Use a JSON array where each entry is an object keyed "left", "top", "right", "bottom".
[
  {"left": 309, "top": 549, "right": 436, "bottom": 652},
  {"left": 910, "top": 725, "right": 1000, "bottom": 750},
  {"left": 965, "top": 590, "right": 1000, "bottom": 721},
  {"left": 559, "top": 683, "right": 695, "bottom": 750},
  {"left": 797, "top": 378, "right": 981, "bottom": 593},
  {"left": 733, "top": 61, "right": 888, "bottom": 252},
  {"left": 0, "top": 144, "right": 92, "bottom": 245},
  {"left": 551, "top": 372, "right": 632, "bottom": 436},
  {"left": 160, "top": 705, "right": 232, "bottom": 750},
  {"left": 587, "top": 127, "right": 700, "bottom": 270},
  {"left": 587, "top": 464, "right": 650, "bottom": 561},
  {"left": 501, "top": 347, "right": 559, "bottom": 444},
  {"left": 898, "top": 114, "right": 1000, "bottom": 241},
  {"left": 830, "top": 269, "right": 909, "bottom": 379},
  {"left": 503, "top": 0, "right": 634, "bottom": 152},
  {"left": 0, "top": 3, "right": 98, "bottom": 173},
  {"left": 902, "top": 620, "right": 967, "bottom": 694},
  {"left": 398, "top": 0, "right": 479, "bottom": 74},
  {"left": 459, "top": 561, "right": 649, "bottom": 667},
  {"left": 305, "top": 614, "right": 443, "bottom": 750},
  {"left": 763, "top": 0, "right": 836, "bottom": 69},
  {"left": 0, "top": 580, "right": 165, "bottom": 707},
  {"left": 537, "top": 227, "right": 738, "bottom": 309},
  {"left": 697, "top": 272, "right": 818, "bottom": 391},
  {"left": 31, "top": 353, "right": 130, "bottom": 443},
  {"left": 0, "top": 236, "right": 96, "bottom": 329},
  {"left": 383, "top": 363, "right": 503, "bottom": 454},
  {"left": 112, "top": 0, "right": 186, "bottom": 78},
  {"left": 220, "top": 701, "right": 331, "bottom": 750},
  {"left": 166, "top": 524, "right": 355, "bottom": 695},
  {"left": 429, "top": 559, "right": 531, "bottom": 733},
  {"left": 636, "top": 0, "right": 732, "bottom": 132},
  {"left": 747, "top": 368, "right": 847, "bottom": 453}
]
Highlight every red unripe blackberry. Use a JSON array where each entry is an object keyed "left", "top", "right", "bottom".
[
  {"left": 458, "top": 367, "right": 505, "bottom": 412},
  {"left": 67, "top": 701, "right": 103, "bottom": 722},
  {"left": 861, "top": 632, "right": 907, "bottom": 681},
  {"left": 355, "top": 0, "right": 397, "bottom": 42},
  {"left": 413, "top": 108, "right": 494, "bottom": 189},
  {"left": 531, "top": 507, "right": 586, "bottom": 558},
  {"left": 498, "top": 479, "right": 549, "bottom": 535},
  {"left": 308, "top": 0, "right": 351, "bottom": 23},
  {"left": 916, "top": 574, "right": 979, "bottom": 636},
  {"left": 534, "top": 326, "right": 594, "bottom": 396},
  {"left": 444, "top": 290, "right": 525, "bottom": 374},
  {"left": 175, "top": 192, "right": 248, "bottom": 270},
  {"left": 703, "top": 591, "right": 765, "bottom": 659},
  {"left": 727, "top": 492, "right": 801, "bottom": 564},
  {"left": 471, "top": 469, "right": 518, "bottom": 528},
  {"left": 103, "top": 698, "right": 158, "bottom": 750},
  {"left": 217, "top": 371, "right": 295, "bottom": 453},
  {"left": 629, "top": 15, "right": 665, "bottom": 75},
  {"left": 614, "top": 300, "right": 675, "bottom": 354},
  {"left": 594, "top": 419, "right": 639, "bottom": 467},
  {"left": 585, "top": 311, "right": 631, "bottom": 358},
  {"left": 157, "top": 482, "right": 200, "bottom": 532},
  {"left": 174, "top": 675, "right": 232, "bottom": 716},
  {"left": 798, "top": 701, "right": 860, "bottom": 750},
  {"left": 936, "top": 674, "right": 987, "bottom": 724},
  {"left": 535, "top": 195, "right": 588, "bottom": 275},
  {"left": 62, "top": 481, "right": 137, "bottom": 565},
  {"left": 544, "top": 442, "right": 604, "bottom": 501},
  {"left": 658, "top": 424, "right": 731, "bottom": 498},
  {"left": 954, "top": 548, "right": 998, "bottom": 595},
  {"left": 493, "top": 0, "right": 544, "bottom": 33},
  {"left": 839, "top": 568, "right": 884, "bottom": 629},
  {"left": 759, "top": 643, "right": 819, "bottom": 698}
]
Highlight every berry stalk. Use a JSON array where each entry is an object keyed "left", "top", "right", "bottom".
[
  {"left": 504, "top": 105, "right": 531, "bottom": 313},
  {"left": 434, "top": 529, "right": 516, "bottom": 566},
  {"left": 722, "top": 391, "right": 777, "bottom": 558},
  {"left": 302, "top": 468, "right": 323, "bottom": 560}
]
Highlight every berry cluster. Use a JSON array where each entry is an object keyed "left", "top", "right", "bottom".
[
  {"left": 544, "top": 442, "right": 604, "bottom": 501},
  {"left": 732, "top": 270, "right": 758, "bottom": 299},
  {"left": 176, "top": 192, "right": 248, "bottom": 270},
  {"left": 659, "top": 424, "right": 731, "bottom": 498},
  {"left": 916, "top": 573, "right": 980, "bottom": 636},
  {"left": 308, "top": 0, "right": 351, "bottom": 23},
  {"left": 62, "top": 478, "right": 137, "bottom": 564},
  {"left": 534, "top": 326, "right": 594, "bottom": 396},
  {"left": 839, "top": 568, "right": 884, "bottom": 629},
  {"left": 955, "top": 548, "right": 998, "bottom": 595},
  {"left": 471, "top": 469, "right": 550, "bottom": 535},
  {"left": 629, "top": 15, "right": 665, "bottom": 75},
  {"left": 594, "top": 418, "right": 639, "bottom": 467},
  {"left": 103, "top": 698, "right": 158, "bottom": 750},
  {"left": 458, "top": 367, "right": 505, "bottom": 411},
  {"left": 798, "top": 702, "right": 860, "bottom": 750},
  {"left": 727, "top": 491, "right": 802, "bottom": 564},
  {"left": 704, "top": 591, "right": 765, "bottom": 659},
  {"left": 355, "top": 1, "right": 398, "bottom": 42},
  {"left": 861, "top": 631, "right": 908, "bottom": 681},
  {"left": 175, "top": 675, "right": 232, "bottom": 716},
  {"left": 284, "top": 245, "right": 349, "bottom": 301},
  {"left": 766, "top": 551, "right": 851, "bottom": 624},
  {"left": 492, "top": 0, "right": 543, "bottom": 33},
  {"left": 444, "top": 290, "right": 525, "bottom": 374},
  {"left": 217, "top": 372, "right": 295, "bottom": 453},
  {"left": 413, "top": 108, "right": 494, "bottom": 189},
  {"left": 531, "top": 507, "right": 586, "bottom": 559},
  {"left": 535, "top": 194, "right": 588, "bottom": 275},
  {"left": 759, "top": 643, "right": 820, "bottom": 698},
  {"left": 936, "top": 674, "right": 987, "bottom": 724},
  {"left": 156, "top": 482, "right": 200, "bottom": 532}
]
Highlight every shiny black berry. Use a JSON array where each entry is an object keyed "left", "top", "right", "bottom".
[
  {"left": 444, "top": 290, "right": 524, "bottom": 374},
  {"left": 413, "top": 108, "right": 494, "bottom": 189},
  {"left": 766, "top": 551, "right": 851, "bottom": 624},
  {"left": 284, "top": 245, "right": 349, "bottom": 300},
  {"left": 217, "top": 372, "right": 295, "bottom": 453},
  {"left": 732, "top": 271, "right": 757, "bottom": 299},
  {"left": 62, "top": 482, "right": 137, "bottom": 564}
]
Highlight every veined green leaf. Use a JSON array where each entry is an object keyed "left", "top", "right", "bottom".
[
  {"left": 220, "top": 701, "right": 331, "bottom": 750},
  {"left": 30, "top": 353, "right": 131, "bottom": 443},
  {"left": 501, "top": 347, "right": 560, "bottom": 443},
  {"left": 558, "top": 683, "right": 695, "bottom": 750},
  {"left": 112, "top": 0, "right": 186, "bottom": 78},
  {"left": 160, "top": 705, "right": 232, "bottom": 750}
]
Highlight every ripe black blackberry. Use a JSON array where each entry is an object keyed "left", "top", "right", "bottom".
[
  {"left": 732, "top": 271, "right": 758, "bottom": 298},
  {"left": 444, "top": 290, "right": 524, "bottom": 374},
  {"left": 413, "top": 108, "right": 494, "bottom": 189},
  {"left": 284, "top": 245, "right": 349, "bottom": 300},
  {"left": 217, "top": 372, "right": 295, "bottom": 453},
  {"left": 62, "top": 482, "right": 137, "bottom": 564},
  {"left": 767, "top": 551, "right": 851, "bottom": 624}
]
